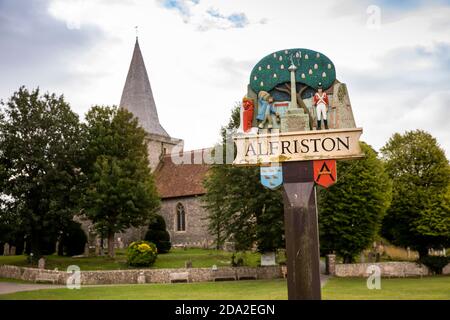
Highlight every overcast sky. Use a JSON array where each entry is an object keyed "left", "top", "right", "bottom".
[{"left": 1, "top": 0, "right": 449, "bottom": 157}]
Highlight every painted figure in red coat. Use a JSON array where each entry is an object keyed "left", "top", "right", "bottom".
[{"left": 313, "top": 82, "right": 329, "bottom": 130}]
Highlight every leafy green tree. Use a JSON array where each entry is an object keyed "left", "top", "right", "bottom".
[
  {"left": 203, "top": 106, "right": 284, "bottom": 252},
  {"left": 82, "top": 106, "right": 160, "bottom": 257},
  {"left": 0, "top": 87, "right": 84, "bottom": 258},
  {"left": 145, "top": 215, "right": 171, "bottom": 254},
  {"left": 60, "top": 221, "right": 88, "bottom": 256},
  {"left": 381, "top": 130, "right": 450, "bottom": 257},
  {"left": 319, "top": 142, "right": 392, "bottom": 263}
]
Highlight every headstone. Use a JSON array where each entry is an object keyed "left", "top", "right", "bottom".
[
  {"left": 325, "top": 254, "right": 336, "bottom": 275},
  {"left": 117, "top": 237, "right": 124, "bottom": 249},
  {"left": 3, "top": 243, "right": 10, "bottom": 256},
  {"left": 10, "top": 246, "right": 16, "bottom": 256},
  {"left": 38, "top": 257, "right": 46, "bottom": 270},
  {"left": 137, "top": 272, "right": 146, "bottom": 284},
  {"left": 261, "top": 252, "right": 276, "bottom": 266},
  {"left": 185, "top": 260, "right": 192, "bottom": 268},
  {"left": 84, "top": 243, "right": 90, "bottom": 257},
  {"left": 360, "top": 252, "right": 366, "bottom": 263},
  {"left": 368, "top": 252, "right": 375, "bottom": 263}
]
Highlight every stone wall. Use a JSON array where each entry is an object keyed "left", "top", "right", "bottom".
[
  {"left": 334, "top": 262, "right": 431, "bottom": 277},
  {"left": 159, "top": 196, "right": 213, "bottom": 247},
  {"left": 0, "top": 265, "right": 281, "bottom": 285}
]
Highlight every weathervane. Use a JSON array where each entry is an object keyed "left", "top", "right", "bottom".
[{"left": 135, "top": 26, "right": 139, "bottom": 39}]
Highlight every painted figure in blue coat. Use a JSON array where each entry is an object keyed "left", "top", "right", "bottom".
[{"left": 257, "top": 91, "right": 278, "bottom": 129}]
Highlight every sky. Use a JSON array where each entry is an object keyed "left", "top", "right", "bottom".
[{"left": 0, "top": 0, "right": 449, "bottom": 157}]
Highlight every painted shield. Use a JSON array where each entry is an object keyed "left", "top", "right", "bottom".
[
  {"left": 260, "top": 164, "right": 283, "bottom": 189},
  {"left": 313, "top": 160, "right": 337, "bottom": 188}
]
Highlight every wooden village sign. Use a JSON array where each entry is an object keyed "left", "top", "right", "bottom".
[{"left": 232, "top": 48, "right": 364, "bottom": 300}]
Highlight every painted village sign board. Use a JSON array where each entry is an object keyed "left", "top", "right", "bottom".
[
  {"left": 232, "top": 48, "right": 364, "bottom": 300},
  {"left": 234, "top": 127, "right": 363, "bottom": 165},
  {"left": 233, "top": 48, "right": 364, "bottom": 189}
]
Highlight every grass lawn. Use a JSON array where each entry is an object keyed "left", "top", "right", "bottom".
[
  {"left": 0, "top": 276, "right": 449, "bottom": 300},
  {"left": 323, "top": 276, "right": 450, "bottom": 300},
  {"left": 0, "top": 248, "right": 271, "bottom": 271},
  {"left": 0, "top": 277, "right": 34, "bottom": 284}
]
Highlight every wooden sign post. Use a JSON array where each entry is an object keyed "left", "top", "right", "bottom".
[
  {"left": 282, "top": 161, "right": 321, "bottom": 299},
  {"left": 234, "top": 129, "right": 363, "bottom": 300},
  {"left": 233, "top": 48, "right": 364, "bottom": 300}
]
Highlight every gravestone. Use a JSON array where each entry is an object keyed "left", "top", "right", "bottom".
[
  {"left": 10, "top": 246, "right": 16, "bottom": 256},
  {"left": 3, "top": 243, "right": 10, "bottom": 256},
  {"left": 38, "top": 257, "right": 46, "bottom": 270},
  {"left": 84, "top": 243, "right": 90, "bottom": 257},
  {"left": 137, "top": 272, "right": 146, "bottom": 284},
  {"left": 360, "top": 252, "right": 366, "bottom": 263},
  {"left": 117, "top": 237, "right": 124, "bottom": 249},
  {"left": 325, "top": 254, "right": 336, "bottom": 275},
  {"left": 261, "top": 252, "right": 277, "bottom": 266},
  {"left": 185, "top": 260, "right": 193, "bottom": 268}
]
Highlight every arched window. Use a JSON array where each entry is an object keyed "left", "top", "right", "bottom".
[{"left": 176, "top": 203, "right": 186, "bottom": 232}]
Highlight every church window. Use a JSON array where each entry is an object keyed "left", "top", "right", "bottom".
[{"left": 176, "top": 203, "right": 186, "bottom": 232}]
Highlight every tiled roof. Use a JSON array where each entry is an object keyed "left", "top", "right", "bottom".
[{"left": 154, "top": 151, "right": 210, "bottom": 199}]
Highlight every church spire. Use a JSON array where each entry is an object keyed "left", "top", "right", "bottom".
[{"left": 120, "top": 38, "right": 169, "bottom": 137}]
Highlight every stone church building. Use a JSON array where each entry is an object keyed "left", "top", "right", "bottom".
[{"left": 82, "top": 39, "right": 214, "bottom": 250}]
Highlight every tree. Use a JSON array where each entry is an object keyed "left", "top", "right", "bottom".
[
  {"left": 203, "top": 106, "right": 284, "bottom": 252},
  {"left": 82, "top": 106, "right": 160, "bottom": 257},
  {"left": 318, "top": 142, "right": 392, "bottom": 263},
  {"left": 0, "top": 87, "right": 84, "bottom": 258},
  {"left": 249, "top": 48, "right": 336, "bottom": 128},
  {"left": 381, "top": 130, "right": 450, "bottom": 257},
  {"left": 145, "top": 215, "right": 171, "bottom": 254},
  {"left": 60, "top": 221, "right": 88, "bottom": 256}
]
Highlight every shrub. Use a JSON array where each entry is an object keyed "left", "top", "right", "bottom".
[
  {"left": 231, "top": 252, "right": 245, "bottom": 267},
  {"left": 144, "top": 215, "right": 171, "bottom": 254},
  {"left": 127, "top": 240, "right": 158, "bottom": 267},
  {"left": 419, "top": 256, "right": 450, "bottom": 275}
]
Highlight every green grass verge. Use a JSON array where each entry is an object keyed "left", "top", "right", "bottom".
[
  {"left": 0, "top": 276, "right": 449, "bottom": 300},
  {"left": 323, "top": 276, "right": 450, "bottom": 300},
  {"left": 0, "top": 277, "right": 35, "bottom": 284},
  {"left": 0, "top": 279, "right": 288, "bottom": 300},
  {"left": 0, "top": 249, "right": 279, "bottom": 271}
]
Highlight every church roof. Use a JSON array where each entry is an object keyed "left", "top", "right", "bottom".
[
  {"left": 120, "top": 38, "right": 169, "bottom": 137},
  {"left": 154, "top": 151, "right": 210, "bottom": 199}
]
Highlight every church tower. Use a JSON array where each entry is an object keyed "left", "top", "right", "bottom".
[{"left": 120, "top": 38, "right": 183, "bottom": 170}]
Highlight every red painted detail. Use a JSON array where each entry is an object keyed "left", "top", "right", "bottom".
[
  {"left": 313, "top": 160, "right": 337, "bottom": 188},
  {"left": 242, "top": 97, "right": 254, "bottom": 132}
]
